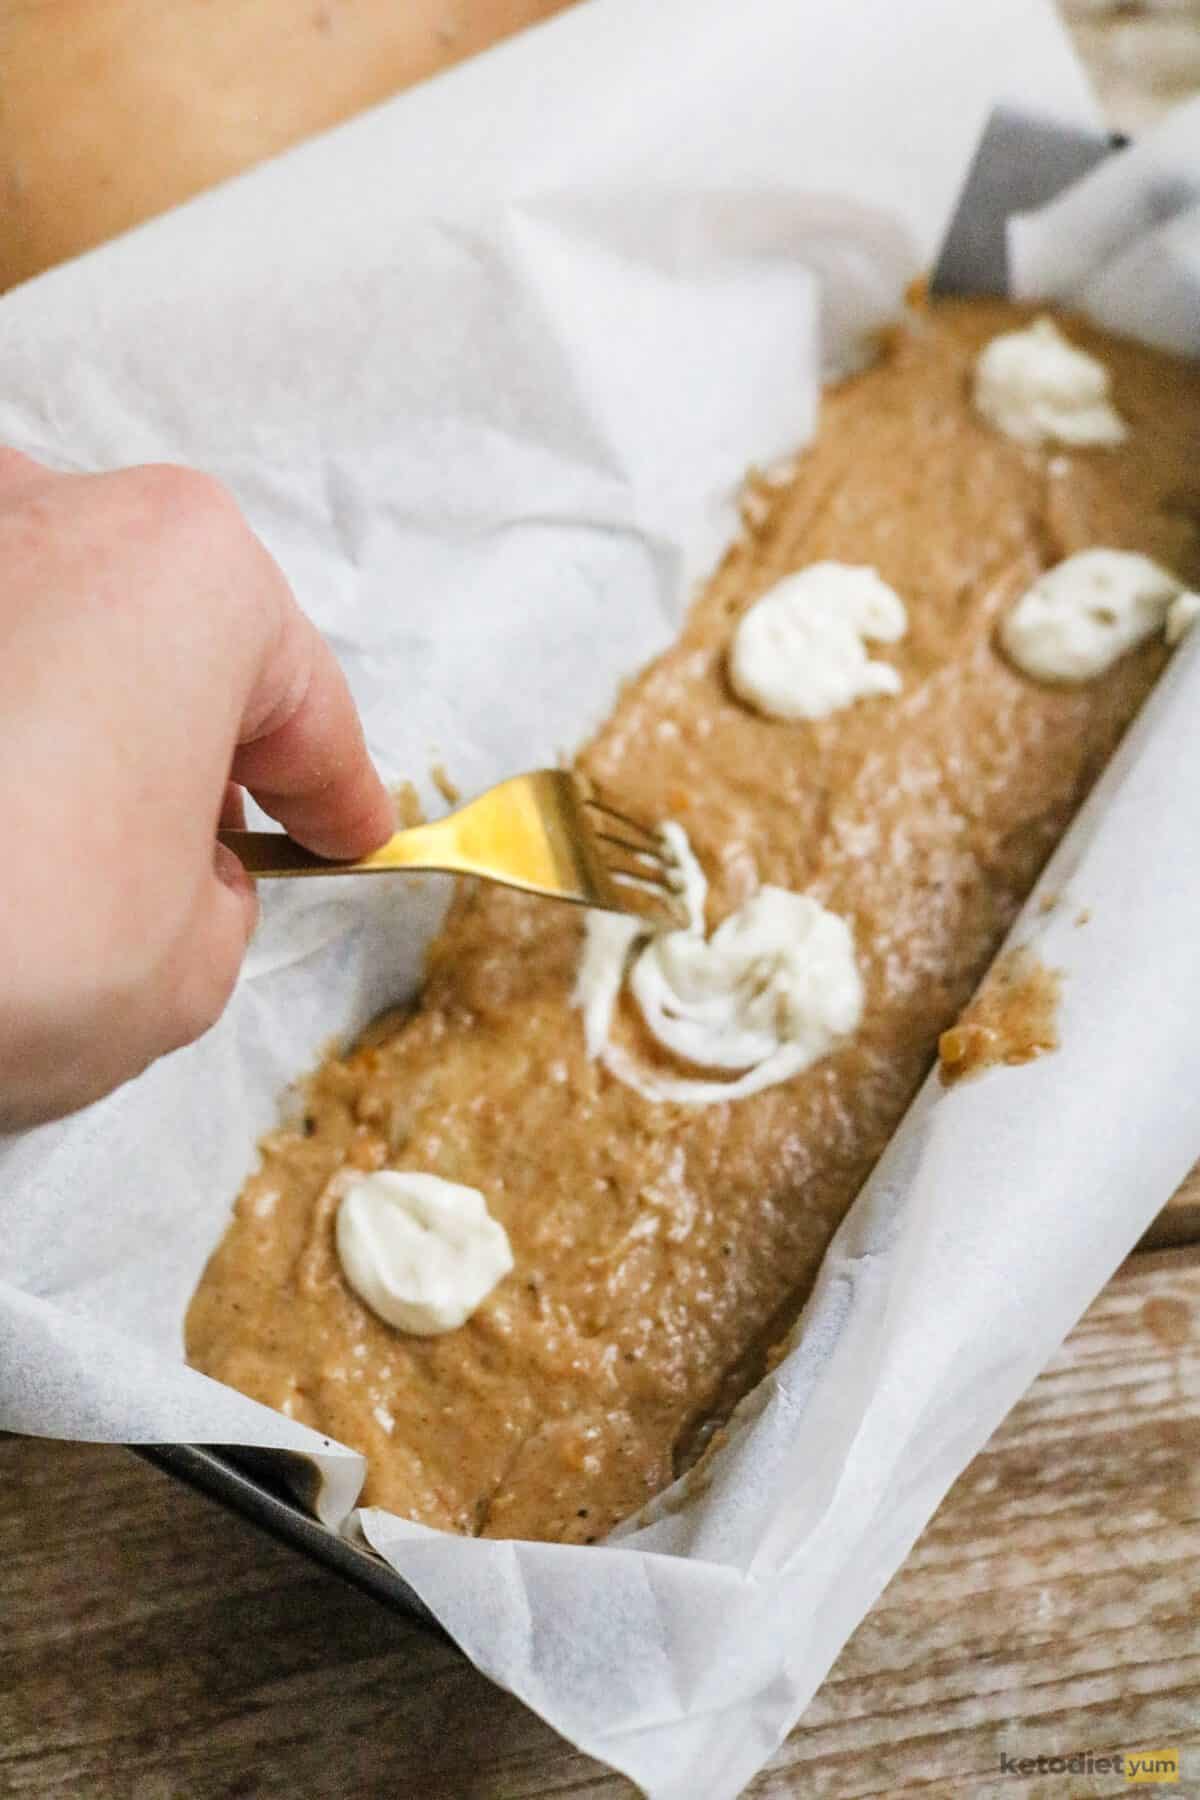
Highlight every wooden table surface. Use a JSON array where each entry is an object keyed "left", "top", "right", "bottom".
[{"left": 2, "top": 3, "right": 1199, "bottom": 1797}]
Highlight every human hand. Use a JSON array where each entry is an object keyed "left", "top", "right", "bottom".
[{"left": 0, "top": 450, "right": 394, "bottom": 1130}]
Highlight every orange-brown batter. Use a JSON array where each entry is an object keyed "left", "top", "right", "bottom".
[
  {"left": 187, "top": 298, "right": 1200, "bottom": 1543},
  {"left": 938, "top": 947, "right": 1062, "bottom": 1083}
]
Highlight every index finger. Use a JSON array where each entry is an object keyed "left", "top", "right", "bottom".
[{"left": 232, "top": 596, "right": 395, "bottom": 861}]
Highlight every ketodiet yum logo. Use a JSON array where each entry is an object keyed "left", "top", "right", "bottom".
[{"left": 998, "top": 1747, "right": 1181, "bottom": 1783}]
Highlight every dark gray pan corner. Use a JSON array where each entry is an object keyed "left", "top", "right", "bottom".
[
  {"left": 134, "top": 1443, "right": 438, "bottom": 1630},
  {"left": 931, "top": 105, "right": 1125, "bottom": 296}
]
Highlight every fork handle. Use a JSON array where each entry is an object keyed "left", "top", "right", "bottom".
[{"left": 218, "top": 826, "right": 451, "bottom": 878}]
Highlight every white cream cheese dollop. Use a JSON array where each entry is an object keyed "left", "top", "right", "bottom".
[
  {"left": 1001, "top": 549, "right": 1200, "bottom": 684},
  {"left": 575, "top": 823, "right": 863, "bottom": 1107},
  {"left": 1166, "top": 590, "right": 1200, "bottom": 646},
  {"left": 973, "top": 316, "right": 1126, "bottom": 448},
  {"left": 728, "top": 563, "right": 908, "bottom": 721},
  {"left": 336, "top": 1170, "right": 513, "bottom": 1335}
]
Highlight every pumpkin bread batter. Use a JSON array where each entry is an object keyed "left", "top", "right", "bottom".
[
  {"left": 187, "top": 298, "right": 1200, "bottom": 1543},
  {"left": 938, "top": 947, "right": 1062, "bottom": 1083}
]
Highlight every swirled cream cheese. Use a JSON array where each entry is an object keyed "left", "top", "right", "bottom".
[
  {"left": 973, "top": 317, "right": 1126, "bottom": 448},
  {"left": 1167, "top": 591, "right": 1200, "bottom": 646},
  {"left": 728, "top": 563, "right": 907, "bottom": 720},
  {"left": 1001, "top": 549, "right": 1199, "bottom": 684},
  {"left": 575, "top": 823, "right": 863, "bottom": 1106},
  {"left": 336, "top": 1170, "right": 513, "bottom": 1334}
]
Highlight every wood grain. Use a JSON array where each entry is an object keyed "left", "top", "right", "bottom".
[
  {"left": 1145, "top": 1165, "right": 1200, "bottom": 1251},
  {"left": 2, "top": 1247, "right": 1197, "bottom": 1798},
  {"left": 0, "top": 0, "right": 576, "bottom": 292}
]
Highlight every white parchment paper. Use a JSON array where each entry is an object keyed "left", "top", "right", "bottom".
[
  {"left": 1010, "top": 96, "right": 1200, "bottom": 354},
  {"left": 2, "top": 2, "right": 1198, "bottom": 1794}
]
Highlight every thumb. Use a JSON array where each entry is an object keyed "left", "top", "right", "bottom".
[{"left": 155, "top": 843, "right": 261, "bottom": 1057}]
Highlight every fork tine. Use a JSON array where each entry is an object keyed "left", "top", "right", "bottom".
[
  {"left": 591, "top": 828, "right": 675, "bottom": 869},
  {"left": 583, "top": 797, "right": 665, "bottom": 854},
  {"left": 600, "top": 850, "right": 682, "bottom": 893},
  {"left": 609, "top": 868, "right": 689, "bottom": 927}
]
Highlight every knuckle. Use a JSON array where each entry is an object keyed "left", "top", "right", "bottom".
[
  {"left": 131, "top": 462, "right": 240, "bottom": 533},
  {"left": 118, "top": 464, "right": 259, "bottom": 626}
]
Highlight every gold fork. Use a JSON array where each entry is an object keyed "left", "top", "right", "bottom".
[{"left": 218, "top": 769, "right": 687, "bottom": 930}]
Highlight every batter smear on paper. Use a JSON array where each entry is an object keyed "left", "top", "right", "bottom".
[
  {"left": 938, "top": 947, "right": 1062, "bottom": 1084},
  {"left": 187, "top": 299, "right": 1200, "bottom": 1544}
]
